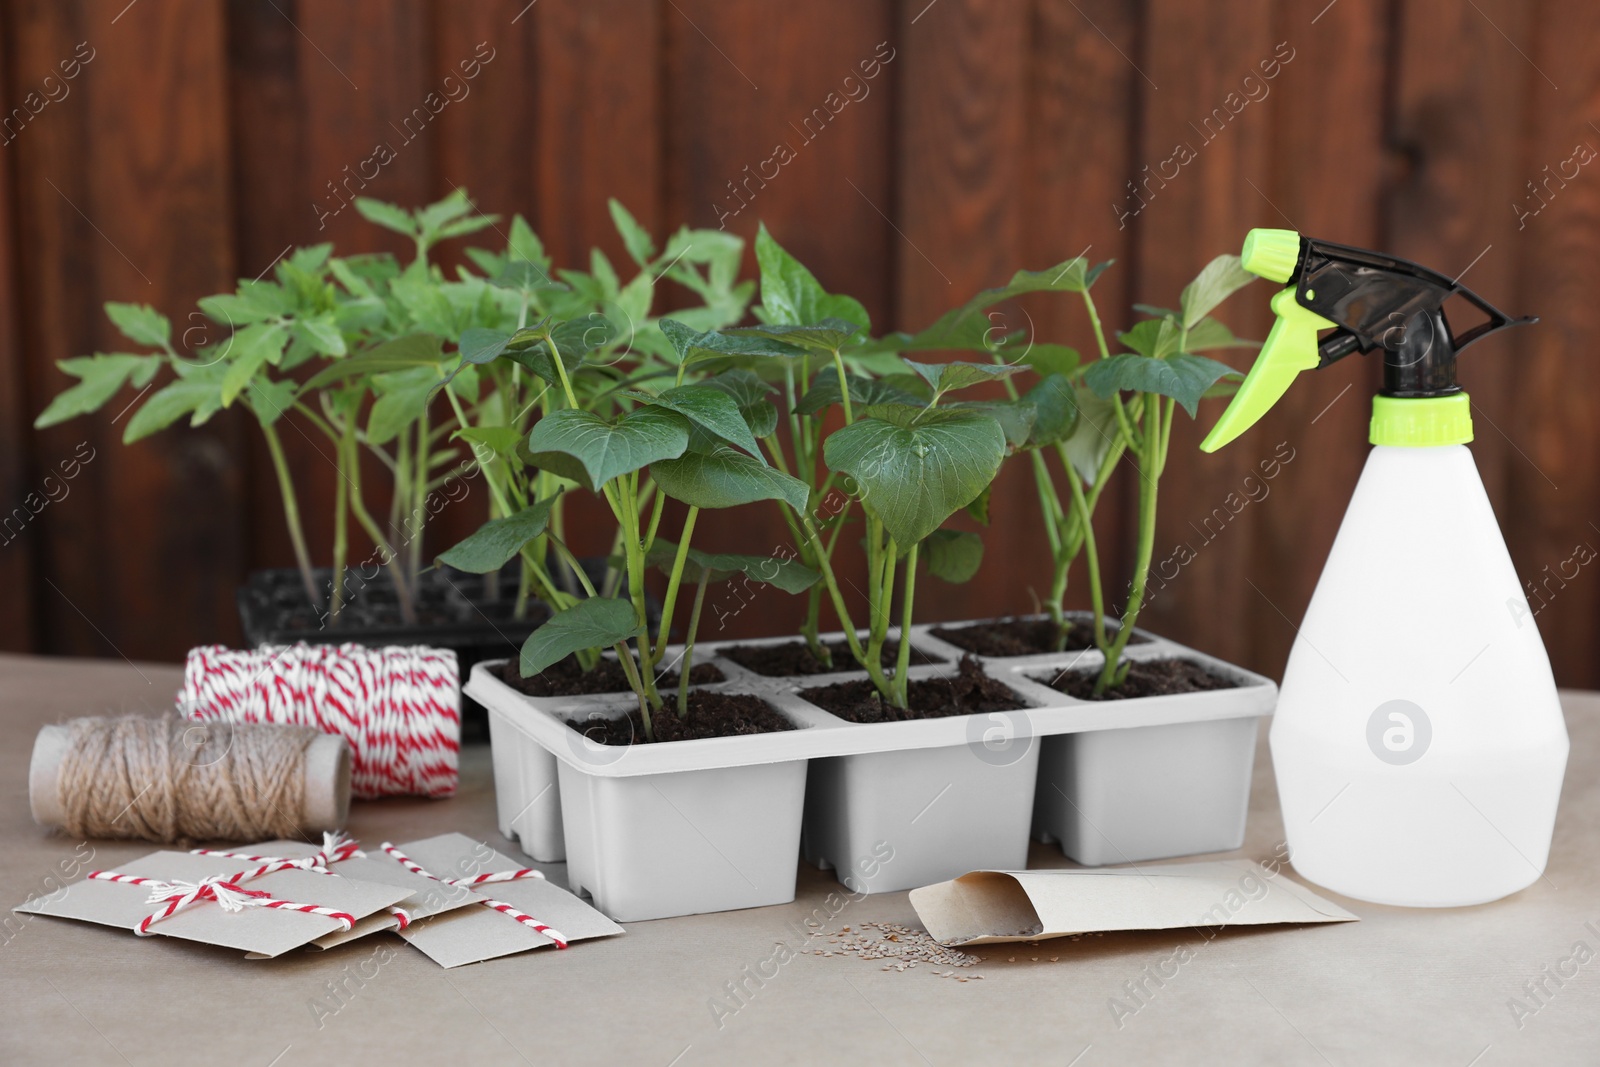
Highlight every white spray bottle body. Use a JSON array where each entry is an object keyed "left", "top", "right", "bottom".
[{"left": 1271, "top": 443, "right": 1569, "bottom": 906}]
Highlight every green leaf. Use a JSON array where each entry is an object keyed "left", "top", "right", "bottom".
[
  {"left": 34, "top": 354, "right": 159, "bottom": 428},
  {"left": 245, "top": 378, "right": 297, "bottom": 426},
  {"left": 646, "top": 539, "right": 821, "bottom": 594},
  {"left": 462, "top": 326, "right": 514, "bottom": 363},
  {"left": 696, "top": 368, "right": 773, "bottom": 407},
  {"left": 701, "top": 369, "right": 779, "bottom": 439},
  {"left": 753, "top": 224, "right": 872, "bottom": 332},
  {"left": 650, "top": 445, "right": 810, "bottom": 512},
  {"left": 725, "top": 319, "right": 862, "bottom": 352},
  {"left": 198, "top": 292, "right": 277, "bottom": 326},
  {"left": 795, "top": 373, "right": 921, "bottom": 416},
  {"left": 1021, "top": 373, "right": 1079, "bottom": 448},
  {"left": 415, "top": 191, "right": 497, "bottom": 242},
  {"left": 921, "top": 529, "right": 984, "bottom": 584},
  {"left": 658, "top": 319, "right": 805, "bottom": 368},
  {"left": 491, "top": 260, "right": 548, "bottom": 292},
  {"left": 291, "top": 314, "right": 346, "bottom": 357},
  {"left": 456, "top": 425, "right": 524, "bottom": 465},
  {"left": 904, "top": 359, "right": 1022, "bottom": 397},
  {"left": 608, "top": 199, "right": 656, "bottom": 266},
  {"left": 625, "top": 384, "right": 765, "bottom": 462},
  {"left": 220, "top": 322, "right": 289, "bottom": 406},
  {"left": 950, "top": 398, "right": 1035, "bottom": 448},
  {"left": 1021, "top": 344, "right": 1080, "bottom": 378},
  {"left": 823, "top": 406, "right": 1007, "bottom": 546},
  {"left": 434, "top": 214, "right": 499, "bottom": 241},
  {"left": 367, "top": 365, "right": 438, "bottom": 444},
  {"left": 1180, "top": 254, "right": 1256, "bottom": 329},
  {"left": 355, "top": 198, "right": 417, "bottom": 237},
  {"left": 877, "top": 258, "right": 1113, "bottom": 354},
  {"left": 300, "top": 334, "right": 444, "bottom": 391},
  {"left": 1202, "top": 372, "right": 1245, "bottom": 400},
  {"left": 507, "top": 214, "right": 549, "bottom": 267},
  {"left": 487, "top": 321, "right": 592, "bottom": 387},
  {"left": 1062, "top": 383, "right": 1120, "bottom": 484},
  {"left": 1118, "top": 317, "right": 1183, "bottom": 360},
  {"left": 964, "top": 483, "right": 991, "bottom": 525},
  {"left": 525, "top": 406, "right": 690, "bottom": 492},
  {"left": 520, "top": 597, "right": 642, "bottom": 676},
  {"left": 287, "top": 244, "right": 333, "bottom": 275},
  {"left": 123, "top": 374, "right": 221, "bottom": 443},
  {"left": 104, "top": 302, "right": 170, "bottom": 349},
  {"left": 1184, "top": 316, "right": 1259, "bottom": 352},
  {"left": 437, "top": 495, "right": 560, "bottom": 573},
  {"left": 1083, "top": 352, "right": 1239, "bottom": 417}
]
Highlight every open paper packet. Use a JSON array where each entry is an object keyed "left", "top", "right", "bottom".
[
  {"left": 14, "top": 831, "right": 621, "bottom": 966},
  {"left": 909, "top": 859, "right": 1358, "bottom": 946}
]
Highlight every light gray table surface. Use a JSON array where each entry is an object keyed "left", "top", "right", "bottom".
[{"left": 2, "top": 652, "right": 1596, "bottom": 1066}]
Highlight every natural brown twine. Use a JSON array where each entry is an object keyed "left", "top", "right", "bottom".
[{"left": 56, "top": 715, "right": 317, "bottom": 844}]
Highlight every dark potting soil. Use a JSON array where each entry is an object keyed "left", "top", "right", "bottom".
[
  {"left": 721, "top": 638, "right": 944, "bottom": 677},
  {"left": 240, "top": 565, "right": 551, "bottom": 638},
  {"left": 931, "top": 617, "right": 1149, "bottom": 657},
  {"left": 1037, "top": 657, "right": 1239, "bottom": 701},
  {"left": 495, "top": 657, "right": 724, "bottom": 698},
  {"left": 799, "top": 656, "right": 1027, "bottom": 723},
  {"left": 565, "top": 690, "right": 794, "bottom": 746}
]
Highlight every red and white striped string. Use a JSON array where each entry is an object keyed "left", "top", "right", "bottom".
[
  {"left": 191, "top": 832, "right": 412, "bottom": 929},
  {"left": 88, "top": 858, "right": 355, "bottom": 935},
  {"left": 180, "top": 644, "right": 460, "bottom": 799},
  {"left": 380, "top": 842, "right": 568, "bottom": 949},
  {"left": 192, "top": 830, "right": 366, "bottom": 871}
]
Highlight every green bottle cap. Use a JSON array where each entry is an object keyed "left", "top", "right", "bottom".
[
  {"left": 1240, "top": 228, "right": 1301, "bottom": 284},
  {"left": 1370, "top": 393, "right": 1474, "bottom": 446}
]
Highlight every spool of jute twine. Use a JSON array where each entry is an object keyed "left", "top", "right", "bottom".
[{"left": 29, "top": 715, "right": 350, "bottom": 844}]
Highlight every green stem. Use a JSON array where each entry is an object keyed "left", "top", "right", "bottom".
[
  {"left": 798, "top": 513, "right": 865, "bottom": 666},
  {"left": 860, "top": 526, "right": 897, "bottom": 702},
  {"left": 616, "top": 479, "right": 661, "bottom": 710},
  {"left": 515, "top": 556, "right": 532, "bottom": 620},
  {"left": 893, "top": 542, "right": 918, "bottom": 709},
  {"left": 831, "top": 348, "right": 854, "bottom": 424},
  {"left": 546, "top": 535, "right": 600, "bottom": 598},
  {"left": 330, "top": 424, "right": 351, "bottom": 625},
  {"left": 409, "top": 409, "right": 429, "bottom": 588},
  {"left": 614, "top": 641, "right": 654, "bottom": 742},
  {"left": 1066, "top": 461, "right": 1109, "bottom": 651},
  {"left": 677, "top": 573, "right": 710, "bottom": 717},
  {"left": 1082, "top": 289, "right": 1114, "bottom": 363},
  {"left": 654, "top": 506, "right": 699, "bottom": 668},
  {"left": 342, "top": 433, "right": 416, "bottom": 624},
  {"left": 1096, "top": 394, "right": 1163, "bottom": 694},
  {"left": 549, "top": 330, "right": 579, "bottom": 409},
  {"left": 260, "top": 420, "right": 320, "bottom": 612}
]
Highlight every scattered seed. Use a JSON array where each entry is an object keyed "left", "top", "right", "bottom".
[{"left": 806, "top": 921, "right": 981, "bottom": 974}]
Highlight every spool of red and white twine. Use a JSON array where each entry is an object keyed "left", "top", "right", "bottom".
[{"left": 181, "top": 644, "right": 459, "bottom": 800}]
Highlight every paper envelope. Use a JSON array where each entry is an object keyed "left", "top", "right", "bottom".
[
  {"left": 223, "top": 838, "right": 486, "bottom": 950},
  {"left": 390, "top": 833, "right": 624, "bottom": 968},
  {"left": 13, "top": 850, "right": 414, "bottom": 958},
  {"left": 910, "top": 860, "right": 1358, "bottom": 946}
]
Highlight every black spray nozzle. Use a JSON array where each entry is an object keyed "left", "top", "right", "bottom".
[
  {"left": 1288, "top": 236, "right": 1535, "bottom": 397},
  {"left": 1201, "top": 229, "right": 1536, "bottom": 452}
]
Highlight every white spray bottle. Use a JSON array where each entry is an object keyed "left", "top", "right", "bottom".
[{"left": 1201, "top": 229, "right": 1568, "bottom": 907}]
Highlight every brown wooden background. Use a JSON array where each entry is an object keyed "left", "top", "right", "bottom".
[{"left": 2, "top": 0, "right": 1596, "bottom": 688}]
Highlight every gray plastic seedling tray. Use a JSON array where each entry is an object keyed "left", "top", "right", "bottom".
[{"left": 469, "top": 617, "right": 1278, "bottom": 914}]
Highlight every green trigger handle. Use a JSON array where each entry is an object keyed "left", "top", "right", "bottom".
[{"left": 1200, "top": 229, "right": 1335, "bottom": 452}]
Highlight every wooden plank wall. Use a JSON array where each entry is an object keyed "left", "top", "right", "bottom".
[{"left": 2, "top": 0, "right": 1596, "bottom": 688}]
